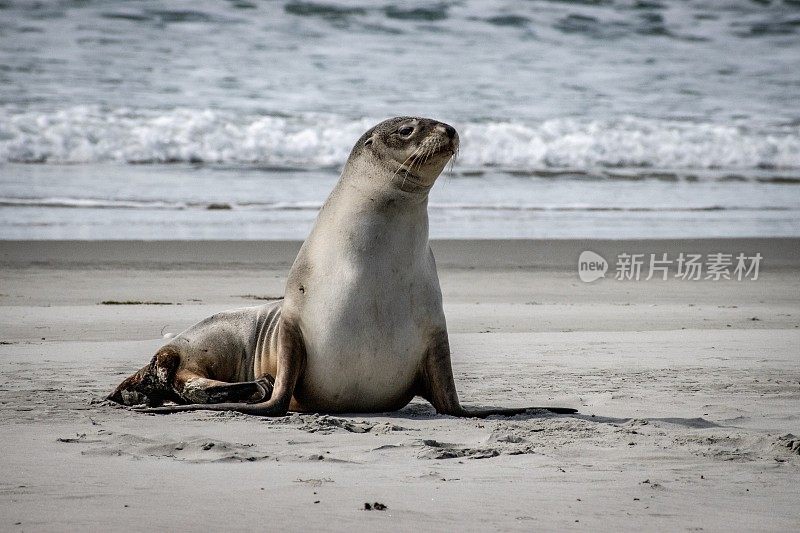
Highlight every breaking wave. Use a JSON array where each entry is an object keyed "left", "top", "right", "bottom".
[{"left": 1, "top": 106, "right": 799, "bottom": 171}]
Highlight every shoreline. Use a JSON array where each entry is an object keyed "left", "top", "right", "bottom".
[{"left": 2, "top": 238, "right": 799, "bottom": 270}]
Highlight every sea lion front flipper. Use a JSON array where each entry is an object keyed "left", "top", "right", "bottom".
[
  {"left": 419, "top": 330, "right": 577, "bottom": 418},
  {"left": 136, "top": 319, "right": 305, "bottom": 416},
  {"left": 417, "top": 330, "right": 467, "bottom": 416}
]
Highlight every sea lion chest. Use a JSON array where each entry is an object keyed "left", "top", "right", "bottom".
[{"left": 291, "top": 196, "right": 443, "bottom": 412}]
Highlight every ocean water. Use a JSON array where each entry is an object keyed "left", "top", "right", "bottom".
[{"left": 0, "top": 0, "right": 799, "bottom": 239}]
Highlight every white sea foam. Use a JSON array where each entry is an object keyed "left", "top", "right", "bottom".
[
  {"left": 0, "top": 197, "right": 187, "bottom": 209},
  {"left": 461, "top": 119, "right": 800, "bottom": 170},
  {"left": 1, "top": 106, "right": 798, "bottom": 171}
]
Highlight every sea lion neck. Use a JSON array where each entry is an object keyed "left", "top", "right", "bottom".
[{"left": 340, "top": 150, "right": 435, "bottom": 203}]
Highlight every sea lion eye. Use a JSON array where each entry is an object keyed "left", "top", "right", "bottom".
[{"left": 398, "top": 126, "right": 414, "bottom": 136}]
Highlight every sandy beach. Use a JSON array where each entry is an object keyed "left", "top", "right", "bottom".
[
  {"left": 3, "top": 1, "right": 800, "bottom": 531},
  {"left": 1, "top": 239, "right": 798, "bottom": 532}
]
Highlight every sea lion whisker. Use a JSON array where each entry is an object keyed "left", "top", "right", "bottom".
[
  {"left": 423, "top": 142, "right": 436, "bottom": 164},
  {"left": 392, "top": 149, "right": 416, "bottom": 186},
  {"left": 396, "top": 145, "right": 422, "bottom": 178},
  {"left": 413, "top": 140, "right": 434, "bottom": 172},
  {"left": 411, "top": 145, "right": 427, "bottom": 173},
  {"left": 398, "top": 144, "right": 425, "bottom": 189},
  {"left": 445, "top": 144, "right": 459, "bottom": 184}
]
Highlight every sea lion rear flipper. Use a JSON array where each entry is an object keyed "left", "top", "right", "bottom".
[{"left": 177, "top": 374, "right": 274, "bottom": 404}]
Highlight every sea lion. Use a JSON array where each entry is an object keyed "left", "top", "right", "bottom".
[{"left": 109, "top": 116, "right": 576, "bottom": 417}]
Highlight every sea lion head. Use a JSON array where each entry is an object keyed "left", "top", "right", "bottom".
[
  {"left": 106, "top": 348, "right": 181, "bottom": 407},
  {"left": 354, "top": 116, "right": 459, "bottom": 190},
  {"left": 107, "top": 364, "right": 155, "bottom": 406}
]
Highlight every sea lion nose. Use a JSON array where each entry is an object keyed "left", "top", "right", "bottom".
[{"left": 443, "top": 124, "right": 456, "bottom": 139}]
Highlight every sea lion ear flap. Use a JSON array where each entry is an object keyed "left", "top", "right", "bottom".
[{"left": 363, "top": 127, "right": 376, "bottom": 147}]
